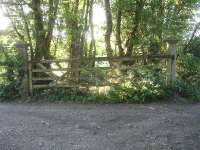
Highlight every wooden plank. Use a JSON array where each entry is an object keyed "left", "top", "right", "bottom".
[
  {"left": 29, "top": 54, "right": 174, "bottom": 63},
  {"left": 166, "top": 39, "right": 177, "bottom": 85},
  {"left": 0, "top": 75, "right": 6, "bottom": 77},
  {"left": 33, "top": 84, "right": 79, "bottom": 88},
  {"left": 31, "top": 76, "right": 119, "bottom": 82},
  {"left": 30, "top": 58, "right": 78, "bottom": 63},
  {"left": 32, "top": 68, "right": 70, "bottom": 72},
  {"left": 0, "top": 62, "right": 8, "bottom": 65},
  {"left": 32, "top": 67, "right": 111, "bottom": 72},
  {"left": 32, "top": 64, "right": 150, "bottom": 73},
  {"left": 0, "top": 74, "right": 16, "bottom": 77},
  {"left": 32, "top": 83, "right": 115, "bottom": 89},
  {"left": 32, "top": 77, "right": 54, "bottom": 81},
  {"left": 36, "top": 63, "right": 59, "bottom": 80},
  {"left": 0, "top": 74, "right": 7, "bottom": 77},
  {"left": 28, "top": 61, "right": 33, "bottom": 96},
  {"left": 0, "top": 65, "right": 16, "bottom": 68},
  {"left": 81, "top": 82, "right": 117, "bottom": 87}
]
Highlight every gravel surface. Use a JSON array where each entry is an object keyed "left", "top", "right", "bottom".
[{"left": 0, "top": 103, "right": 200, "bottom": 150}]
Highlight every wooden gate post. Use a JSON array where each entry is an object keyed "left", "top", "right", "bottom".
[
  {"left": 166, "top": 38, "right": 177, "bottom": 86},
  {"left": 15, "top": 41, "right": 29, "bottom": 97}
]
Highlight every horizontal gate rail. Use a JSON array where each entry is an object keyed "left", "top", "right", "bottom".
[
  {"left": 29, "top": 54, "right": 174, "bottom": 63},
  {"left": 28, "top": 52, "right": 177, "bottom": 96}
]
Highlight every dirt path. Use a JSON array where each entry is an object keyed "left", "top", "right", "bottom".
[{"left": 0, "top": 103, "right": 199, "bottom": 150}]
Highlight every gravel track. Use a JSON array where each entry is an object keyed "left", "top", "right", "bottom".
[{"left": 0, "top": 103, "right": 200, "bottom": 150}]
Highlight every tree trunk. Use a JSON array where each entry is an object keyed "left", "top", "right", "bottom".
[
  {"left": 70, "top": 0, "right": 81, "bottom": 84},
  {"left": 80, "top": 0, "right": 90, "bottom": 58},
  {"left": 32, "top": 0, "right": 47, "bottom": 59},
  {"left": 104, "top": 0, "right": 113, "bottom": 65},
  {"left": 32, "top": 0, "right": 59, "bottom": 60},
  {"left": 116, "top": 3, "right": 124, "bottom": 56},
  {"left": 18, "top": 4, "right": 34, "bottom": 59},
  {"left": 125, "top": 0, "right": 144, "bottom": 57},
  {"left": 44, "top": 0, "right": 59, "bottom": 58},
  {"left": 89, "top": 0, "right": 96, "bottom": 66}
]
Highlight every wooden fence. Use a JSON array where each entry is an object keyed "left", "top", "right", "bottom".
[
  {"left": 28, "top": 55, "right": 175, "bottom": 95},
  {"left": 15, "top": 39, "right": 177, "bottom": 96}
]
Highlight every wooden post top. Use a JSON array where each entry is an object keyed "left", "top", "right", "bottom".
[
  {"left": 15, "top": 40, "right": 29, "bottom": 49},
  {"left": 165, "top": 37, "right": 178, "bottom": 44},
  {"left": 15, "top": 40, "right": 29, "bottom": 59}
]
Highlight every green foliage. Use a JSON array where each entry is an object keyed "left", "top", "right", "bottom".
[
  {"left": 178, "top": 52, "right": 200, "bottom": 83},
  {"left": 176, "top": 80, "right": 200, "bottom": 101},
  {"left": 34, "top": 88, "right": 86, "bottom": 102},
  {"left": 2, "top": 0, "right": 198, "bottom": 59},
  {"left": 0, "top": 80, "right": 22, "bottom": 100},
  {"left": 0, "top": 0, "right": 199, "bottom": 103},
  {"left": 32, "top": 65, "right": 172, "bottom": 104},
  {"left": 177, "top": 38, "right": 200, "bottom": 101},
  {"left": 33, "top": 88, "right": 114, "bottom": 103},
  {"left": 107, "top": 65, "right": 172, "bottom": 103},
  {"left": 186, "top": 37, "right": 200, "bottom": 57},
  {"left": 0, "top": 47, "right": 25, "bottom": 100}
]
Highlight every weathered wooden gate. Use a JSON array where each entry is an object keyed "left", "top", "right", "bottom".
[{"left": 25, "top": 39, "right": 177, "bottom": 96}]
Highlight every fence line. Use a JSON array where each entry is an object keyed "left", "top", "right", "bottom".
[
  {"left": 29, "top": 54, "right": 173, "bottom": 63},
  {"left": 12, "top": 38, "right": 178, "bottom": 96},
  {"left": 27, "top": 55, "right": 175, "bottom": 95}
]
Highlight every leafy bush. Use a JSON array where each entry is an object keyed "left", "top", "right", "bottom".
[
  {"left": 107, "top": 65, "right": 172, "bottom": 103},
  {"left": 178, "top": 53, "right": 200, "bottom": 84},
  {"left": 0, "top": 45, "right": 173, "bottom": 103},
  {"left": 0, "top": 80, "right": 22, "bottom": 100},
  {"left": 0, "top": 49, "right": 25, "bottom": 100},
  {"left": 177, "top": 37, "right": 200, "bottom": 101},
  {"left": 176, "top": 80, "right": 200, "bottom": 101},
  {"left": 34, "top": 88, "right": 87, "bottom": 102},
  {"left": 34, "top": 65, "right": 172, "bottom": 104},
  {"left": 33, "top": 88, "right": 117, "bottom": 103}
]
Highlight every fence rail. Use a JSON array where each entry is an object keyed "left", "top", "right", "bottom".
[
  {"left": 29, "top": 54, "right": 174, "bottom": 63},
  {"left": 0, "top": 39, "right": 176, "bottom": 96},
  {"left": 26, "top": 53, "right": 176, "bottom": 96}
]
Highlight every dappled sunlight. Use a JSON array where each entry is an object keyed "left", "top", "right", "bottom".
[
  {"left": 0, "top": 0, "right": 199, "bottom": 101},
  {"left": 0, "top": 10, "right": 10, "bottom": 30},
  {"left": 89, "top": 86, "right": 111, "bottom": 94}
]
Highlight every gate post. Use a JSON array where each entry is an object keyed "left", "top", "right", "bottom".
[
  {"left": 166, "top": 38, "right": 177, "bottom": 86},
  {"left": 15, "top": 41, "right": 29, "bottom": 97}
]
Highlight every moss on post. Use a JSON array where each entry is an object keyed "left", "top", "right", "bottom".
[
  {"left": 15, "top": 40, "right": 29, "bottom": 97},
  {"left": 166, "top": 38, "right": 178, "bottom": 86}
]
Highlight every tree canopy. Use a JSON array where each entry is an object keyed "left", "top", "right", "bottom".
[
  {"left": 0, "top": 0, "right": 199, "bottom": 101},
  {"left": 0, "top": 0, "right": 199, "bottom": 59}
]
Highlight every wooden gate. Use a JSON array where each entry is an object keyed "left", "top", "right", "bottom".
[
  {"left": 28, "top": 56, "right": 175, "bottom": 95},
  {"left": 27, "top": 39, "right": 177, "bottom": 96},
  {"left": 0, "top": 39, "right": 177, "bottom": 97}
]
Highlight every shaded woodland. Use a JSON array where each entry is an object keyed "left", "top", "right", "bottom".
[{"left": 0, "top": 0, "right": 199, "bottom": 102}]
